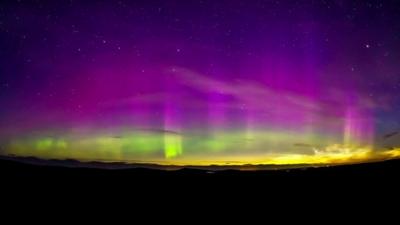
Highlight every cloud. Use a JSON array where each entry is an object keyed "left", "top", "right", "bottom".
[
  {"left": 293, "top": 143, "right": 314, "bottom": 148},
  {"left": 168, "top": 67, "right": 323, "bottom": 116},
  {"left": 383, "top": 131, "right": 399, "bottom": 140}
]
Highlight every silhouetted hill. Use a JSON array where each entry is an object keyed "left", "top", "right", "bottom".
[
  {"left": 2, "top": 155, "right": 400, "bottom": 201},
  {"left": 1, "top": 155, "right": 400, "bottom": 179}
]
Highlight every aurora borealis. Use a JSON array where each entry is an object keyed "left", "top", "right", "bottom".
[{"left": 1, "top": 0, "right": 400, "bottom": 167}]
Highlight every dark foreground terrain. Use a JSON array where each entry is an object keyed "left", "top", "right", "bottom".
[
  {"left": 2, "top": 156, "right": 400, "bottom": 202},
  {"left": 1, "top": 155, "right": 400, "bottom": 182}
]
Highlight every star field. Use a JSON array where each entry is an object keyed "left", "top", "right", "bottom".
[{"left": 1, "top": 0, "right": 400, "bottom": 166}]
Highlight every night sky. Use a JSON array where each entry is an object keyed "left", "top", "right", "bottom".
[{"left": 1, "top": 0, "right": 400, "bottom": 166}]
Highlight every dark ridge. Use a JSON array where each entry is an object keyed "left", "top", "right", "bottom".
[
  {"left": 0, "top": 155, "right": 328, "bottom": 171},
  {"left": 1, "top": 154, "right": 400, "bottom": 173}
]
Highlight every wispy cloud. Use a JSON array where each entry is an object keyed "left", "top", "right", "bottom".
[{"left": 168, "top": 67, "right": 322, "bottom": 115}]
